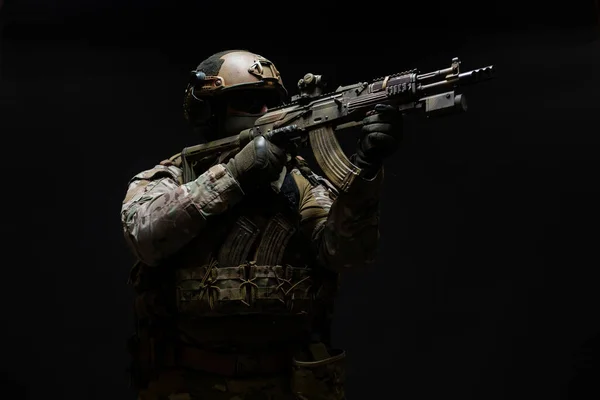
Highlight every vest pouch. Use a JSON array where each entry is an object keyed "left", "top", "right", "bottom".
[
  {"left": 176, "top": 262, "right": 316, "bottom": 317},
  {"left": 291, "top": 348, "right": 346, "bottom": 400}
]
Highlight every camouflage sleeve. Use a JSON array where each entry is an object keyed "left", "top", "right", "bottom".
[
  {"left": 120, "top": 163, "right": 244, "bottom": 266},
  {"left": 291, "top": 167, "right": 383, "bottom": 272}
]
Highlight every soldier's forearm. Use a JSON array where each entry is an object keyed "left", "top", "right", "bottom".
[
  {"left": 316, "top": 169, "right": 383, "bottom": 272},
  {"left": 121, "top": 164, "right": 244, "bottom": 266}
]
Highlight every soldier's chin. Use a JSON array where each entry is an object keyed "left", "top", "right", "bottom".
[{"left": 220, "top": 114, "right": 262, "bottom": 137}]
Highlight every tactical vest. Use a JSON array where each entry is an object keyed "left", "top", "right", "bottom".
[{"left": 128, "top": 153, "right": 341, "bottom": 376}]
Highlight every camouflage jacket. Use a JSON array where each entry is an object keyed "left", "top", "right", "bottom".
[
  {"left": 120, "top": 154, "right": 384, "bottom": 345},
  {"left": 121, "top": 155, "right": 383, "bottom": 273}
]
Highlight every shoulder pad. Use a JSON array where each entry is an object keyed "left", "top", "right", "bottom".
[
  {"left": 130, "top": 164, "right": 182, "bottom": 184},
  {"left": 159, "top": 153, "right": 183, "bottom": 168}
]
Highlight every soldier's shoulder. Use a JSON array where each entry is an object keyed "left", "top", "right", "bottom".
[
  {"left": 159, "top": 152, "right": 183, "bottom": 168},
  {"left": 128, "top": 153, "right": 183, "bottom": 184}
]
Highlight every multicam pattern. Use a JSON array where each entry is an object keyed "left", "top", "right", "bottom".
[
  {"left": 122, "top": 158, "right": 383, "bottom": 272},
  {"left": 290, "top": 167, "right": 383, "bottom": 271},
  {"left": 122, "top": 158, "right": 382, "bottom": 400},
  {"left": 121, "top": 163, "right": 244, "bottom": 266}
]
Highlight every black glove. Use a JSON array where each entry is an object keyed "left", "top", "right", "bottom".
[
  {"left": 355, "top": 103, "right": 403, "bottom": 177},
  {"left": 226, "top": 136, "right": 287, "bottom": 190}
]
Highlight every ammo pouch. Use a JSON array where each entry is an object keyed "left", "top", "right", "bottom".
[
  {"left": 176, "top": 262, "right": 316, "bottom": 316},
  {"left": 291, "top": 348, "right": 346, "bottom": 400}
]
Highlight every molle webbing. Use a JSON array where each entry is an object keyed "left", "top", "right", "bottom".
[{"left": 176, "top": 263, "right": 315, "bottom": 316}]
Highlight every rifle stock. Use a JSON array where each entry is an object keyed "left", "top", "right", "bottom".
[{"left": 181, "top": 57, "right": 495, "bottom": 190}]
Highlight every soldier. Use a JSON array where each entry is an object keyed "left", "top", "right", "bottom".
[{"left": 120, "top": 49, "right": 403, "bottom": 400}]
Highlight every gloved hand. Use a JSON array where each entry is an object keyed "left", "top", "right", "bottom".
[
  {"left": 226, "top": 135, "right": 287, "bottom": 190},
  {"left": 355, "top": 104, "right": 403, "bottom": 178}
]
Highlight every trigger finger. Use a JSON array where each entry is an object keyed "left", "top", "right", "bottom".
[{"left": 253, "top": 136, "right": 268, "bottom": 164}]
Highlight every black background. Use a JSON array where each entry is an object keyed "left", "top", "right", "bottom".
[{"left": 1, "top": 0, "right": 600, "bottom": 399}]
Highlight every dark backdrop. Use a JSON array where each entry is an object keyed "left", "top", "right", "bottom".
[{"left": 1, "top": 1, "right": 600, "bottom": 399}]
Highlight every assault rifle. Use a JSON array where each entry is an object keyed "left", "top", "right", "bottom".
[{"left": 180, "top": 57, "right": 495, "bottom": 192}]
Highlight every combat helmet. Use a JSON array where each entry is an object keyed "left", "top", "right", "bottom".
[{"left": 183, "top": 50, "right": 288, "bottom": 135}]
